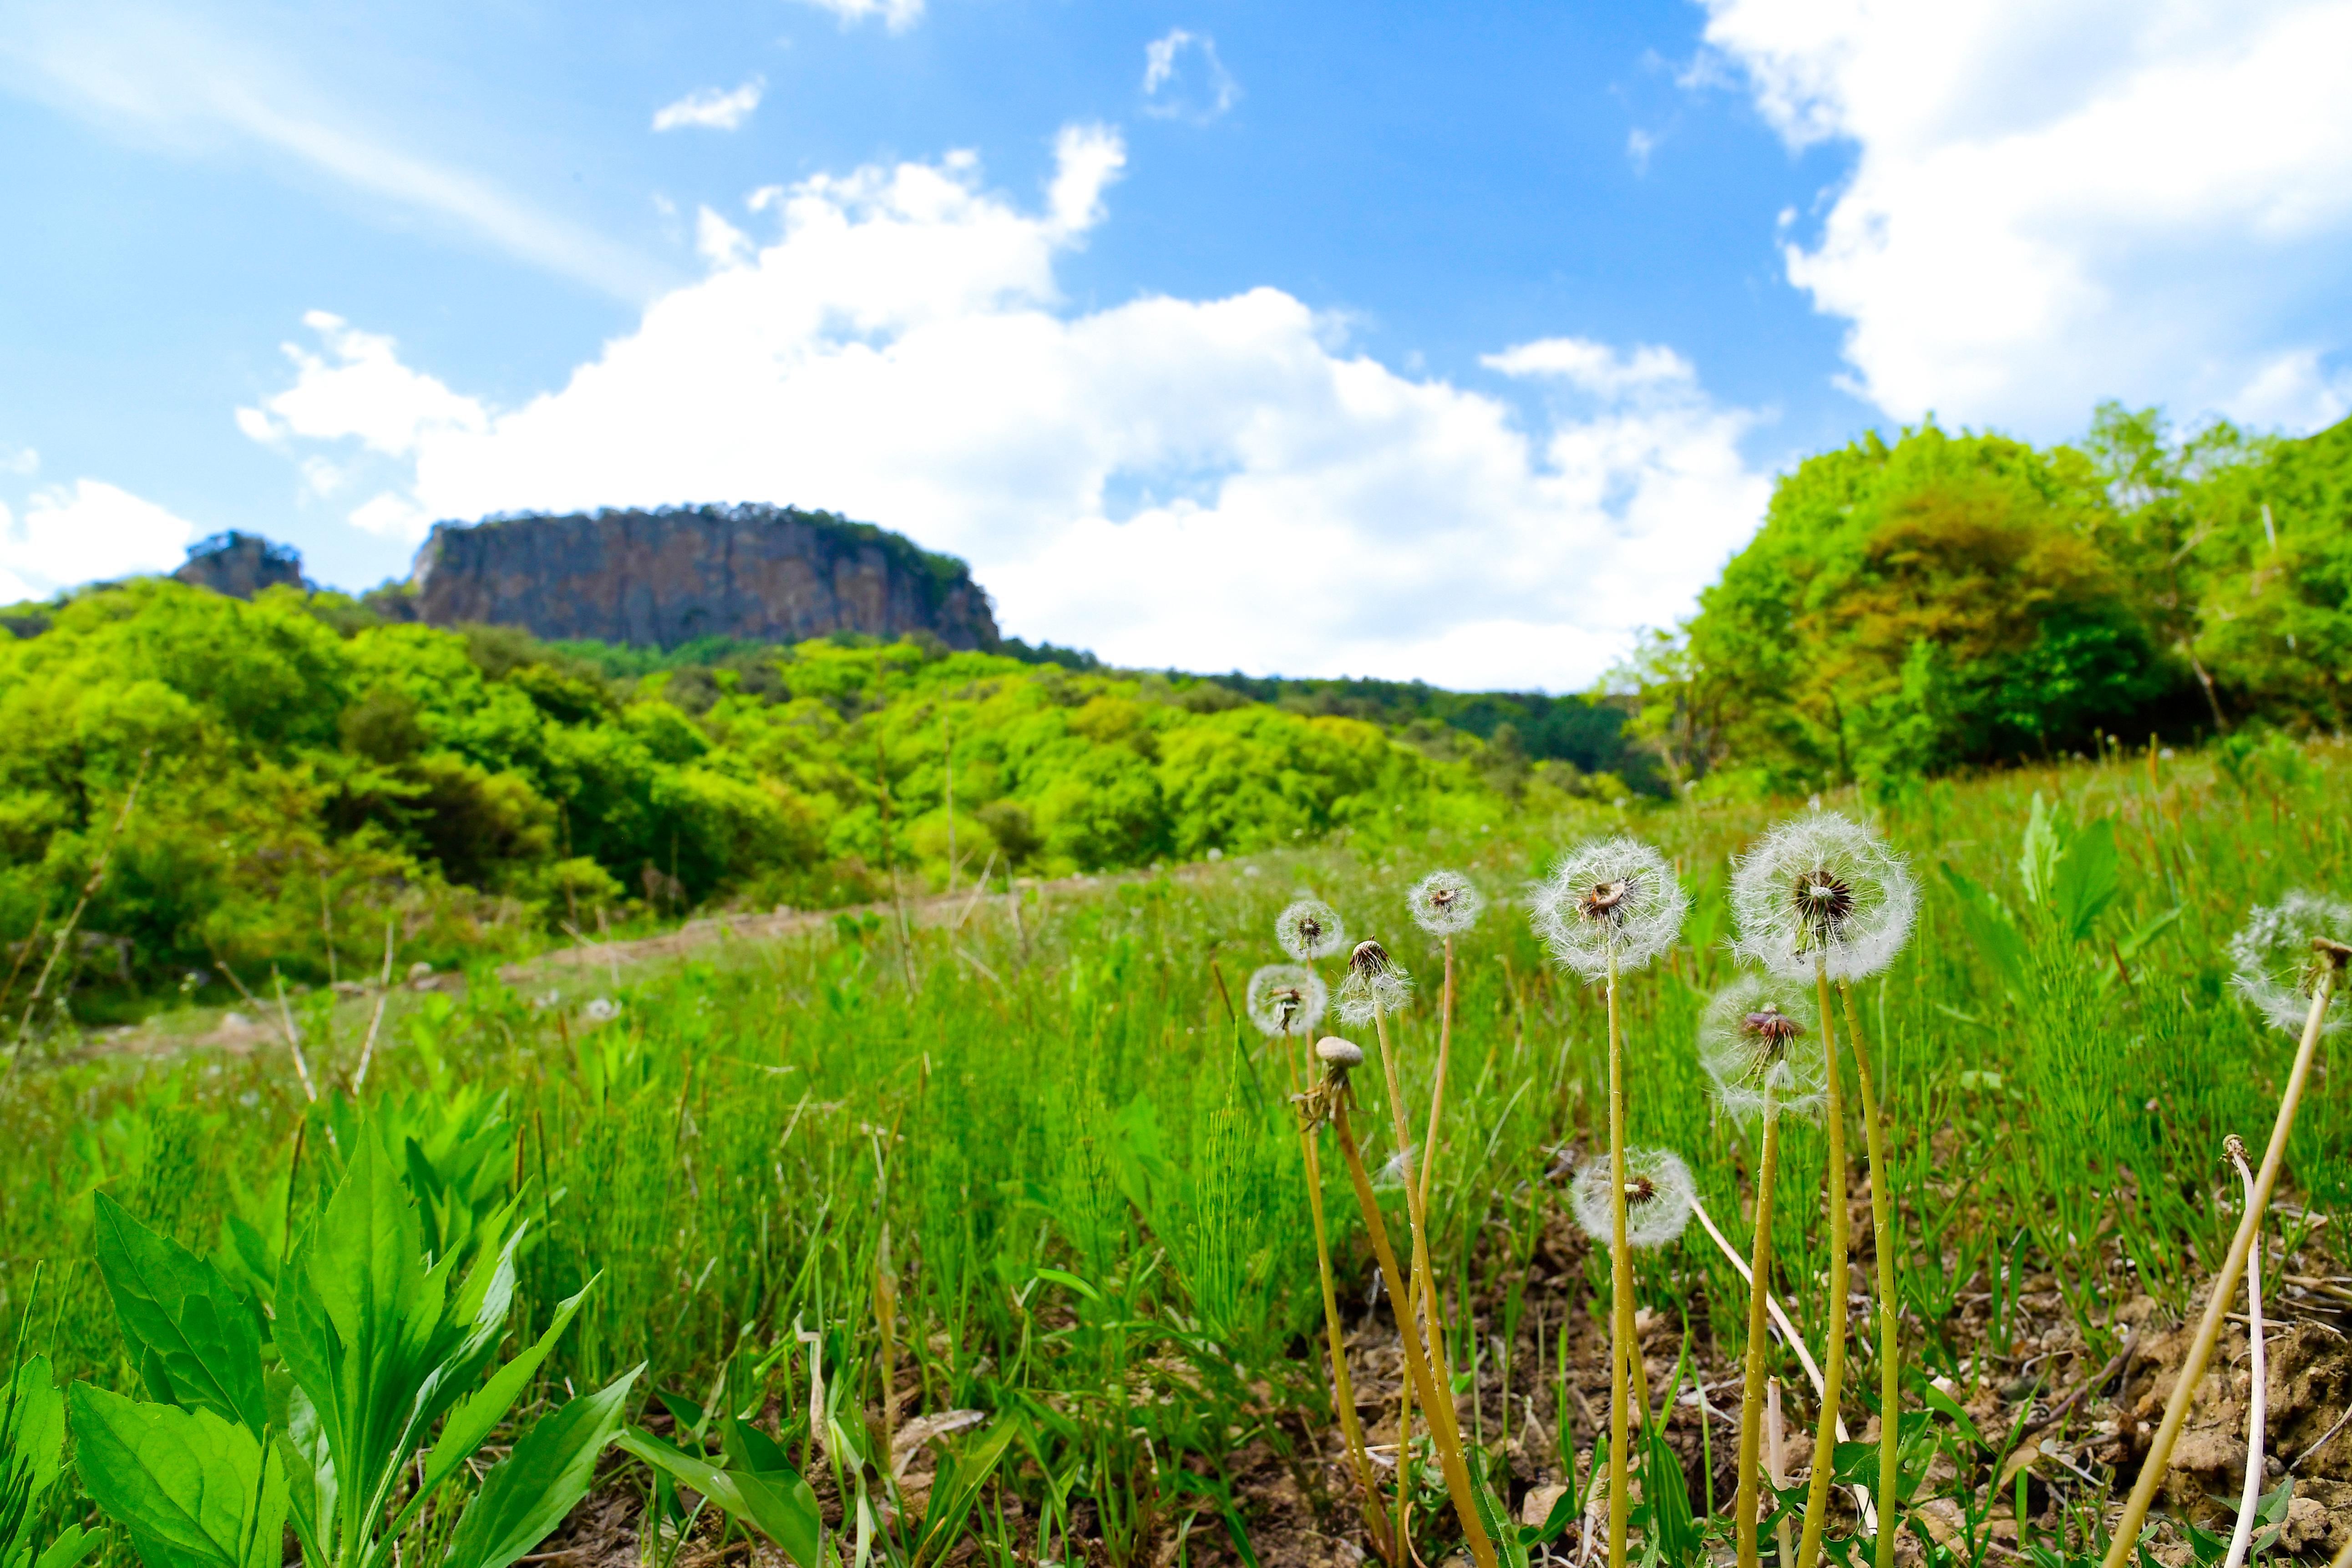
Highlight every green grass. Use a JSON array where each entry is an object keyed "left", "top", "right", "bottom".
[{"left": 5, "top": 735, "right": 2349, "bottom": 1568}]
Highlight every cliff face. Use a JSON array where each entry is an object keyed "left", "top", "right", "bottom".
[
  {"left": 409, "top": 505, "right": 1000, "bottom": 650},
  {"left": 175, "top": 532, "right": 309, "bottom": 598}
]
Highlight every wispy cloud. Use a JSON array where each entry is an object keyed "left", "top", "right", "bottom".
[
  {"left": 0, "top": 479, "right": 199, "bottom": 602},
  {"left": 788, "top": 0, "right": 924, "bottom": 34},
  {"left": 653, "top": 78, "right": 764, "bottom": 133},
  {"left": 1142, "top": 29, "right": 1237, "bottom": 123},
  {"left": 0, "top": 1, "right": 662, "bottom": 300}
]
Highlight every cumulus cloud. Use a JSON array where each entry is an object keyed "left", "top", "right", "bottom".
[
  {"left": 789, "top": 0, "right": 923, "bottom": 33},
  {"left": 1702, "top": 0, "right": 2352, "bottom": 435},
  {"left": 240, "top": 127, "right": 1769, "bottom": 689},
  {"left": 1142, "top": 29, "right": 1238, "bottom": 123},
  {"left": 0, "top": 480, "right": 200, "bottom": 602},
  {"left": 653, "top": 79, "right": 764, "bottom": 133}
]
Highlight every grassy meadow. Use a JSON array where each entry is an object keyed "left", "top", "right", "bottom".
[{"left": 5, "top": 731, "right": 2351, "bottom": 1568}]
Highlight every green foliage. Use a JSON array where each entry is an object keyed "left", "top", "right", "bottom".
[{"left": 71, "top": 1127, "right": 638, "bottom": 1568}]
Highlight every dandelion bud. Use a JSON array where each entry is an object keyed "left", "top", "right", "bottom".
[
  {"left": 1408, "top": 870, "right": 1485, "bottom": 936},
  {"left": 1698, "top": 973, "right": 1829, "bottom": 1123},
  {"left": 2230, "top": 891, "right": 2352, "bottom": 1036},
  {"left": 1569, "top": 1147, "right": 1696, "bottom": 1249},
  {"left": 1729, "top": 811, "right": 1917, "bottom": 983},
  {"left": 1245, "top": 964, "right": 1328, "bottom": 1038},
  {"left": 1315, "top": 1036, "right": 1365, "bottom": 1071},
  {"left": 1275, "top": 898, "right": 1348, "bottom": 962},
  {"left": 1527, "top": 835, "right": 1687, "bottom": 979},
  {"left": 1335, "top": 941, "right": 1414, "bottom": 1024}
]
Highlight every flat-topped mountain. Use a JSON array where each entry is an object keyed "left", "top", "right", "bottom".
[{"left": 401, "top": 504, "right": 999, "bottom": 650}]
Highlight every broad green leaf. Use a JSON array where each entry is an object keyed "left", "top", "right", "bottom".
[
  {"left": 90, "top": 1198, "right": 267, "bottom": 1437},
  {"left": 441, "top": 1368, "right": 639, "bottom": 1568},
  {"left": 2050, "top": 816, "right": 2120, "bottom": 940},
  {"left": 1920, "top": 1380, "right": 1984, "bottom": 1449},
  {"left": 66, "top": 1385, "right": 286, "bottom": 1568},
  {"left": 386, "top": 1274, "right": 601, "bottom": 1541},
  {"left": 5, "top": 1356, "right": 67, "bottom": 1497},
  {"left": 33, "top": 1524, "right": 100, "bottom": 1568},
  {"left": 618, "top": 1425, "right": 823, "bottom": 1567}
]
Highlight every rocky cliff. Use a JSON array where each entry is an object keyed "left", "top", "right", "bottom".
[
  {"left": 406, "top": 504, "right": 1000, "bottom": 650},
  {"left": 174, "top": 532, "right": 310, "bottom": 597}
]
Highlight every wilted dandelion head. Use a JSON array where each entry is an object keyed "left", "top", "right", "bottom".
[
  {"left": 1570, "top": 1147, "right": 1696, "bottom": 1249},
  {"left": 1698, "top": 971, "right": 1829, "bottom": 1123},
  {"left": 1408, "top": 870, "right": 1485, "bottom": 936},
  {"left": 1246, "top": 964, "right": 1328, "bottom": 1038},
  {"left": 1729, "top": 811, "right": 1918, "bottom": 983},
  {"left": 1335, "top": 940, "right": 1414, "bottom": 1025},
  {"left": 2230, "top": 891, "right": 2352, "bottom": 1037},
  {"left": 1527, "top": 836, "right": 1688, "bottom": 979},
  {"left": 1275, "top": 898, "right": 1348, "bottom": 962},
  {"left": 1314, "top": 1035, "right": 1364, "bottom": 1075}
]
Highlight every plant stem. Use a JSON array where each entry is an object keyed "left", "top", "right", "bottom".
[
  {"left": 1298, "top": 1113, "right": 1395, "bottom": 1564},
  {"left": 2100, "top": 961, "right": 2340, "bottom": 1568},
  {"left": 1797, "top": 961, "right": 1850, "bottom": 1568},
  {"left": 1606, "top": 948, "right": 1634, "bottom": 1568},
  {"left": 1373, "top": 1008, "right": 1465, "bottom": 1458},
  {"left": 1332, "top": 1097, "right": 1500, "bottom": 1568},
  {"left": 2224, "top": 1136, "right": 2266, "bottom": 1568},
  {"left": 1735, "top": 1107, "right": 1784, "bottom": 1568},
  {"left": 1841, "top": 982, "right": 1901, "bottom": 1568}
]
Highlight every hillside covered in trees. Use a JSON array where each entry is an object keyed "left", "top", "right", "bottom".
[{"left": 1614, "top": 404, "right": 2352, "bottom": 793}]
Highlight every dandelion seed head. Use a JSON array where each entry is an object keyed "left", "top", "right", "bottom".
[
  {"left": 1335, "top": 940, "right": 1414, "bottom": 1024},
  {"left": 1245, "top": 964, "right": 1328, "bottom": 1038},
  {"left": 1729, "top": 811, "right": 1917, "bottom": 982},
  {"left": 1698, "top": 971, "right": 1829, "bottom": 1123},
  {"left": 1275, "top": 898, "right": 1347, "bottom": 961},
  {"left": 1569, "top": 1147, "right": 1696, "bottom": 1249},
  {"left": 1408, "top": 870, "right": 1485, "bottom": 936},
  {"left": 1527, "top": 836, "right": 1688, "bottom": 979},
  {"left": 2230, "top": 890, "right": 2352, "bottom": 1036}
]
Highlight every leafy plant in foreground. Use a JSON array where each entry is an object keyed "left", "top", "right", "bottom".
[
  {"left": 70, "top": 1126, "right": 639, "bottom": 1568},
  {"left": 1, "top": 1275, "right": 98, "bottom": 1568}
]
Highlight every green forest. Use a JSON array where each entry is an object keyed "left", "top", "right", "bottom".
[{"left": 2, "top": 402, "right": 2347, "bottom": 1000}]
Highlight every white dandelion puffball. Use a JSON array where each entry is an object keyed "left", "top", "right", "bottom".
[
  {"left": 1408, "top": 870, "right": 1485, "bottom": 936},
  {"left": 1570, "top": 1147, "right": 1697, "bottom": 1249},
  {"left": 1528, "top": 836, "right": 1688, "bottom": 979},
  {"left": 1698, "top": 971, "right": 1830, "bottom": 1123},
  {"left": 1275, "top": 898, "right": 1348, "bottom": 962},
  {"left": 1246, "top": 964, "right": 1328, "bottom": 1038},
  {"left": 1335, "top": 941, "right": 1414, "bottom": 1025},
  {"left": 2230, "top": 891, "right": 2352, "bottom": 1037},
  {"left": 1729, "top": 811, "right": 1918, "bottom": 983}
]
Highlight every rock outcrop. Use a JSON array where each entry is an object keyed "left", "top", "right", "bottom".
[
  {"left": 175, "top": 532, "right": 310, "bottom": 598},
  {"left": 406, "top": 505, "right": 999, "bottom": 650}
]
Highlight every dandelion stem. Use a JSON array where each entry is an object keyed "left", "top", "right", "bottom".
[
  {"left": 1796, "top": 960, "right": 1850, "bottom": 1568},
  {"left": 1735, "top": 1106, "right": 1784, "bottom": 1568},
  {"left": 1332, "top": 1095, "right": 1500, "bottom": 1568},
  {"left": 1840, "top": 981, "right": 1901, "bottom": 1568},
  {"left": 1606, "top": 947, "right": 1635, "bottom": 1568},
  {"left": 2224, "top": 1135, "right": 2266, "bottom": 1568},
  {"left": 2100, "top": 958, "right": 2341, "bottom": 1568},
  {"left": 1372, "top": 1007, "right": 1465, "bottom": 1459},
  {"left": 1298, "top": 1113, "right": 1395, "bottom": 1564}
]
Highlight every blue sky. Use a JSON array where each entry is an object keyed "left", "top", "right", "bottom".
[{"left": 3, "top": 0, "right": 2350, "bottom": 688}]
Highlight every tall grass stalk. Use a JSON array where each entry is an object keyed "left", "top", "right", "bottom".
[
  {"left": 1840, "top": 982, "right": 1901, "bottom": 1568},
  {"left": 1604, "top": 950, "right": 1635, "bottom": 1568},
  {"left": 1794, "top": 960, "right": 1850, "bottom": 1568},
  {"left": 2100, "top": 943, "right": 2344, "bottom": 1568}
]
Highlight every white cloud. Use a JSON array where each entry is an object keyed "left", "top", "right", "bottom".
[
  {"left": 0, "top": 1, "right": 659, "bottom": 299},
  {"left": 789, "top": 0, "right": 924, "bottom": 33},
  {"left": 1142, "top": 29, "right": 1238, "bottom": 123},
  {"left": 0, "top": 446, "right": 36, "bottom": 477},
  {"left": 241, "top": 127, "right": 1769, "bottom": 689},
  {"left": 0, "top": 480, "right": 200, "bottom": 600},
  {"left": 1702, "top": 0, "right": 2352, "bottom": 435},
  {"left": 653, "top": 79, "right": 764, "bottom": 133}
]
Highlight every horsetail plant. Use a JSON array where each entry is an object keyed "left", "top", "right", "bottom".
[
  {"left": 2104, "top": 893, "right": 2352, "bottom": 1568},
  {"left": 1699, "top": 973, "right": 1827, "bottom": 1568},
  {"left": 1731, "top": 810, "right": 1917, "bottom": 1568},
  {"left": 1530, "top": 836, "right": 1687, "bottom": 1568},
  {"left": 1312, "top": 1037, "right": 1500, "bottom": 1568}
]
